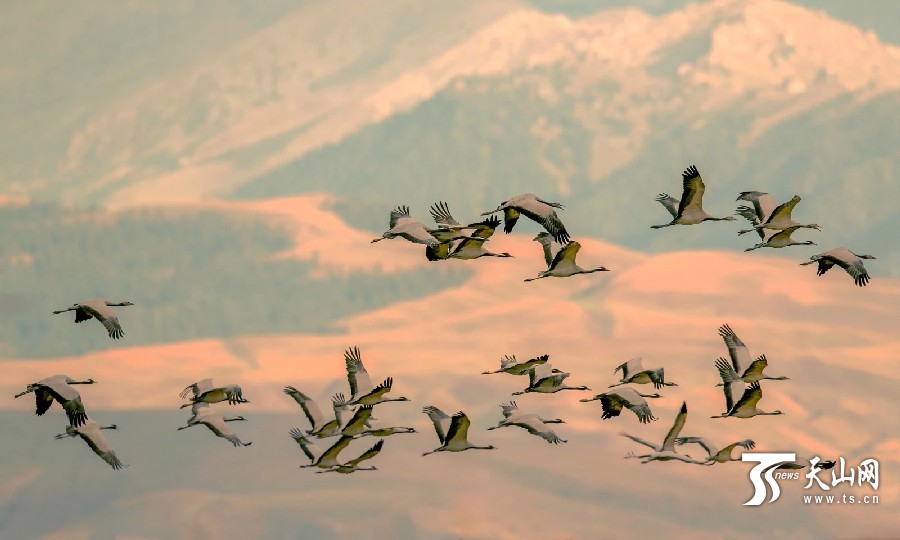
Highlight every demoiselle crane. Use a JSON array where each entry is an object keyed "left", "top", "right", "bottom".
[
  {"left": 177, "top": 403, "right": 251, "bottom": 446},
  {"left": 651, "top": 165, "right": 736, "bottom": 228},
  {"left": 372, "top": 205, "right": 469, "bottom": 246},
  {"left": 800, "top": 248, "right": 876, "bottom": 287},
  {"left": 52, "top": 299, "right": 133, "bottom": 339},
  {"left": 481, "top": 193, "right": 571, "bottom": 244},
  {"left": 524, "top": 241, "right": 609, "bottom": 282},
  {"left": 580, "top": 387, "right": 660, "bottom": 424},
  {"left": 711, "top": 382, "right": 783, "bottom": 419},
  {"left": 487, "top": 402, "right": 566, "bottom": 444},
  {"left": 513, "top": 363, "right": 590, "bottom": 395},
  {"left": 715, "top": 355, "right": 789, "bottom": 385},
  {"left": 292, "top": 432, "right": 354, "bottom": 470},
  {"left": 482, "top": 354, "right": 550, "bottom": 375},
  {"left": 343, "top": 347, "right": 409, "bottom": 405},
  {"left": 744, "top": 225, "right": 816, "bottom": 251},
  {"left": 621, "top": 402, "right": 706, "bottom": 464},
  {"left": 422, "top": 407, "right": 495, "bottom": 456},
  {"left": 180, "top": 383, "right": 249, "bottom": 408},
  {"left": 609, "top": 358, "right": 677, "bottom": 390},
  {"left": 752, "top": 195, "right": 820, "bottom": 232},
  {"left": 315, "top": 439, "right": 386, "bottom": 474},
  {"left": 54, "top": 417, "right": 126, "bottom": 470},
  {"left": 15, "top": 374, "right": 95, "bottom": 427},
  {"left": 675, "top": 437, "right": 756, "bottom": 465}
]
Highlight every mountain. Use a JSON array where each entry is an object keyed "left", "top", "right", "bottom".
[
  {"left": 4, "top": 0, "right": 895, "bottom": 271},
  {"left": 0, "top": 196, "right": 468, "bottom": 358}
]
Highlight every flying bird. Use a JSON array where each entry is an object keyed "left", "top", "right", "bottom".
[
  {"left": 429, "top": 202, "right": 501, "bottom": 240},
  {"left": 315, "top": 439, "right": 386, "bottom": 474},
  {"left": 358, "top": 425, "right": 417, "bottom": 437},
  {"left": 800, "top": 248, "right": 875, "bottom": 287},
  {"left": 715, "top": 355, "right": 789, "bottom": 385},
  {"left": 426, "top": 204, "right": 503, "bottom": 260},
  {"left": 651, "top": 165, "right": 737, "bottom": 228},
  {"left": 487, "top": 402, "right": 566, "bottom": 444},
  {"left": 524, "top": 241, "right": 609, "bottom": 282},
  {"left": 293, "top": 432, "right": 354, "bottom": 470},
  {"left": 52, "top": 299, "right": 134, "bottom": 339},
  {"left": 422, "top": 407, "right": 495, "bottom": 456},
  {"left": 751, "top": 195, "right": 820, "bottom": 232},
  {"left": 15, "top": 374, "right": 95, "bottom": 428},
  {"left": 283, "top": 386, "right": 355, "bottom": 438},
  {"left": 744, "top": 225, "right": 816, "bottom": 251},
  {"left": 348, "top": 376, "right": 410, "bottom": 407},
  {"left": 177, "top": 403, "right": 251, "bottom": 447},
  {"left": 340, "top": 405, "right": 376, "bottom": 437},
  {"left": 621, "top": 402, "right": 706, "bottom": 464},
  {"left": 481, "top": 193, "right": 570, "bottom": 244},
  {"left": 54, "top": 417, "right": 125, "bottom": 470},
  {"left": 513, "top": 363, "right": 590, "bottom": 395},
  {"left": 609, "top": 358, "right": 677, "bottom": 390},
  {"left": 711, "top": 382, "right": 783, "bottom": 419},
  {"left": 448, "top": 237, "right": 513, "bottom": 260},
  {"left": 342, "top": 347, "right": 410, "bottom": 406},
  {"left": 482, "top": 354, "right": 550, "bottom": 376},
  {"left": 675, "top": 437, "right": 756, "bottom": 465},
  {"left": 180, "top": 383, "right": 249, "bottom": 408},
  {"left": 580, "top": 387, "right": 660, "bottom": 424},
  {"left": 372, "top": 205, "right": 468, "bottom": 246}
]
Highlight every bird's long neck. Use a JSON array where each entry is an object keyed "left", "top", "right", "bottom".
[
  {"left": 14, "top": 387, "right": 35, "bottom": 398},
  {"left": 100, "top": 425, "right": 116, "bottom": 430},
  {"left": 584, "top": 267, "right": 609, "bottom": 274},
  {"left": 71, "top": 380, "right": 94, "bottom": 385},
  {"left": 224, "top": 417, "right": 245, "bottom": 422},
  {"left": 764, "top": 376, "right": 789, "bottom": 381},
  {"left": 471, "top": 445, "right": 494, "bottom": 450}
]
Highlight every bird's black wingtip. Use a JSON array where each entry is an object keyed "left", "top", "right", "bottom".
[{"left": 682, "top": 165, "right": 700, "bottom": 180}]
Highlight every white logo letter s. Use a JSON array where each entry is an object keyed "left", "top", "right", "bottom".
[{"left": 742, "top": 453, "right": 796, "bottom": 506}]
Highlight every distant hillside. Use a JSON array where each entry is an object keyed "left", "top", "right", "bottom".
[
  {"left": 235, "top": 70, "right": 899, "bottom": 269},
  {"left": 0, "top": 203, "right": 468, "bottom": 358}
]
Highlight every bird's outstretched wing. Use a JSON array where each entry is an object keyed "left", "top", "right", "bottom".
[
  {"left": 676, "top": 165, "right": 705, "bottom": 217},
  {"left": 443, "top": 412, "right": 471, "bottom": 445},
  {"left": 429, "top": 201, "right": 462, "bottom": 228},
  {"left": 422, "top": 406, "right": 451, "bottom": 444},
  {"left": 655, "top": 193, "right": 680, "bottom": 218},
  {"left": 346, "top": 439, "right": 385, "bottom": 467},
  {"left": 388, "top": 205, "right": 412, "bottom": 229},
  {"left": 344, "top": 346, "right": 373, "bottom": 398}
]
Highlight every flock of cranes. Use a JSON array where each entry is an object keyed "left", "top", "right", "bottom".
[
  {"left": 371, "top": 165, "right": 875, "bottom": 286},
  {"left": 13, "top": 326, "right": 828, "bottom": 476},
  {"left": 13, "top": 163, "right": 875, "bottom": 475}
]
